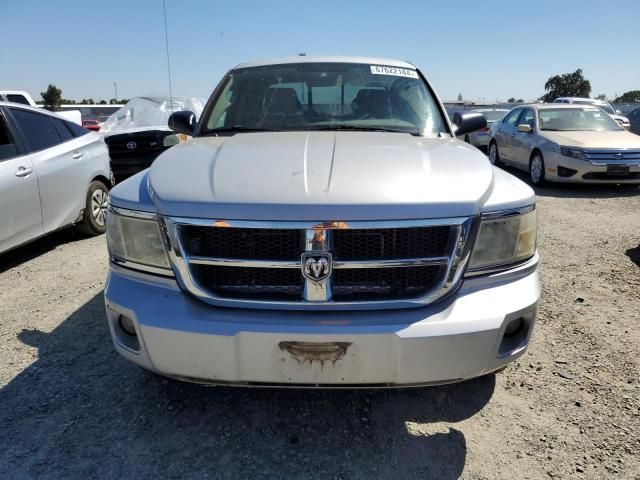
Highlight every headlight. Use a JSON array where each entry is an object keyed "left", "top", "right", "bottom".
[
  {"left": 560, "top": 147, "right": 585, "bottom": 160},
  {"left": 467, "top": 208, "right": 537, "bottom": 272},
  {"left": 106, "top": 207, "right": 171, "bottom": 272}
]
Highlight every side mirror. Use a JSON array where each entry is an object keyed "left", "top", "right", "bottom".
[
  {"left": 615, "top": 109, "right": 622, "bottom": 115},
  {"left": 168, "top": 110, "right": 197, "bottom": 136},
  {"left": 452, "top": 112, "right": 487, "bottom": 137},
  {"left": 517, "top": 124, "right": 533, "bottom": 133}
]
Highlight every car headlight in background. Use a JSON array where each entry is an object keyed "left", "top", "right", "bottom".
[
  {"left": 467, "top": 207, "right": 537, "bottom": 273},
  {"left": 560, "top": 147, "right": 585, "bottom": 160},
  {"left": 106, "top": 207, "right": 172, "bottom": 274}
]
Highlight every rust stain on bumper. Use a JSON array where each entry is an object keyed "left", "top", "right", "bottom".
[{"left": 279, "top": 341, "right": 352, "bottom": 365}]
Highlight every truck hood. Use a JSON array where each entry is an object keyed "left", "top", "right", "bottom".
[
  {"left": 147, "top": 132, "right": 495, "bottom": 221},
  {"left": 541, "top": 130, "right": 640, "bottom": 149}
]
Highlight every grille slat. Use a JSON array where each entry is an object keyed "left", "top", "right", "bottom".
[
  {"left": 182, "top": 227, "right": 302, "bottom": 260},
  {"left": 332, "top": 266, "right": 444, "bottom": 301},
  {"left": 191, "top": 265, "right": 303, "bottom": 301},
  {"left": 333, "top": 226, "right": 450, "bottom": 260}
]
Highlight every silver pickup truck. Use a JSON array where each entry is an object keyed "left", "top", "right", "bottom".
[{"left": 104, "top": 56, "right": 539, "bottom": 387}]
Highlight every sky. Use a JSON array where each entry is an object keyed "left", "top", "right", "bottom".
[{"left": 1, "top": 0, "right": 638, "bottom": 103}]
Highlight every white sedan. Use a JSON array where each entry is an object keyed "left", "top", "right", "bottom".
[{"left": 0, "top": 102, "right": 113, "bottom": 254}]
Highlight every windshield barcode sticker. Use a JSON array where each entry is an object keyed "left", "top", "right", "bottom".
[{"left": 370, "top": 65, "right": 418, "bottom": 78}]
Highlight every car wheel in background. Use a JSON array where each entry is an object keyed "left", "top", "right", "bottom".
[
  {"left": 529, "top": 152, "right": 546, "bottom": 187},
  {"left": 77, "top": 181, "right": 109, "bottom": 236},
  {"left": 488, "top": 141, "right": 501, "bottom": 165}
]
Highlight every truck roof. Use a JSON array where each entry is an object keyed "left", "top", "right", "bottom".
[{"left": 234, "top": 55, "right": 416, "bottom": 70}]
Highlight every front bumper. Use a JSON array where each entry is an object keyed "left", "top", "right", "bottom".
[
  {"left": 104, "top": 260, "right": 539, "bottom": 387},
  {"left": 545, "top": 151, "right": 640, "bottom": 184}
]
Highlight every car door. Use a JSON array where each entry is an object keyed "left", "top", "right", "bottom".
[
  {"left": 495, "top": 108, "right": 523, "bottom": 162},
  {"left": 0, "top": 109, "right": 43, "bottom": 254},
  {"left": 510, "top": 108, "right": 536, "bottom": 170},
  {"left": 7, "top": 107, "right": 90, "bottom": 234}
]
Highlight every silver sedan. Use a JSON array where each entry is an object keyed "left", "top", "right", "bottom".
[{"left": 488, "top": 104, "right": 640, "bottom": 185}]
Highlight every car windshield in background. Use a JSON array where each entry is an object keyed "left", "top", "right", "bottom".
[
  {"left": 476, "top": 110, "right": 507, "bottom": 121},
  {"left": 203, "top": 63, "right": 448, "bottom": 136},
  {"left": 539, "top": 108, "right": 622, "bottom": 132},
  {"left": 595, "top": 104, "right": 615, "bottom": 115}
]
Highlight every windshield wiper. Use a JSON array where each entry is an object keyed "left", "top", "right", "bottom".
[{"left": 298, "top": 125, "right": 421, "bottom": 136}]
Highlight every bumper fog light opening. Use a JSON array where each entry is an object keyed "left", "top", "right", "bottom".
[
  {"left": 504, "top": 317, "right": 524, "bottom": 338},
  {"left": 498, "top": 315, "right": 532, "bottom": 358},
  {"left": 113, "top": 313, "right": 141, "bottom": 352},
  {"left": 119, "top": 314, "right": 137, "bottom": 336}
]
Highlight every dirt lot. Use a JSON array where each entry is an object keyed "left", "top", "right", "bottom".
[{"left": 1, "top": 178, "right": 639, "bottom": 479}]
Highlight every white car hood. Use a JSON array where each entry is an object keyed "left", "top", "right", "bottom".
[{"left": 146, "top": 131, "right": 496, "bottom": 221}]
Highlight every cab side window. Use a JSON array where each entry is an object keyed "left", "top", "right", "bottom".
[
  {"left": 0, "top": 113, "right": 19, "bottom": 160},
  {"left": 9, "top": 108, "right": 61, "bottom": 152},
  {"left": 52, "top": 118, "right": 74, "bottom": 142}
]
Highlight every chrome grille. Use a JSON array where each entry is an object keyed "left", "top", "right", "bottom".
[
  {"left": 164, "top": 217, "right": 474, "bottom": 310},
  {"left": 584, "top": 149, "right": 640, "bottom": 165}
]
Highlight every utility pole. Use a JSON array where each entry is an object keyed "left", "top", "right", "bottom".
[{"left": 114, "top": 82, "right": 118, "bottom": 101}]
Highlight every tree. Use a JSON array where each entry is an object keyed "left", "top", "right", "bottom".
[
  {"left": 40, "top": 84, "right": 62, "bottom": 111},
  {"left": 98, "top": 99, "right": 107, "bottom": 104},
  {"left": 594, "top": 93, "right": 607, "bottom": 101},
  {"left": 540, "top": 69, "right": 591, "bottom": 102},
  {"left": 507, "top": 97, "right": 516, "bottom": 103},
  {"left": 516, "top": 99, "right": 524, "bottom": 103},
  {"left": 613, "top": 90, "right": 640, "bottom": 103},
  {"left": 457, "top": 93, "right": 463, "bottom": 101}
]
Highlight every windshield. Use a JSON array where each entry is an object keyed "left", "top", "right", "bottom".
[
  {"left": 595, "top": 103, "right": 615, "bottom": 115},
  {"left": 202, "top": 62, "right": 448, "bottom": 136},
  {"left": 475, "top": 110, "right": 508, "bottom": 121},
  {"left": 570, "top": 99, "right": 615, "bottom": 114},
  {"left": 539, "top": 108, "right": 622, "bottom": 132}
]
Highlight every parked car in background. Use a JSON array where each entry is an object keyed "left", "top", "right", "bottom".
[
  {"left": 0, "top": 90, "right": 37, "bottom": 106},
  {"left": 105, "top": 56, "right": 539, "bottom": 388},
  {"left": 489, "top": 104, "right": 640, "bottom": 185},
  {"left": 0, "top": 103, "right": 113, "bottom": 254},
  {"left": 82, "top": 119, "right": 101, "bottom": 131},
  {"left": 553, "top": 97, "right": 630, "bottom": 130},
  {"left": 459, "top": 108, "right": 509, "bottom": 149},
  {"left": 101, "top": 97, "right": 205, "bottom": 183},
  {"left": 627, "top": 107, "right": 640, "bottom": 136}
]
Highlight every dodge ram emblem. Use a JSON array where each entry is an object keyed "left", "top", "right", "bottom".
[
  {"left": 126, "top": 141, "right": 137, "bottom": 150},
  {"left": 302, "top": 253, "right": 332, "bottom": 282}
]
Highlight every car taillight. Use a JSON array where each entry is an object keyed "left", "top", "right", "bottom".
[{"left": 479, "top": 127, "right": 489, "bottom": 132}]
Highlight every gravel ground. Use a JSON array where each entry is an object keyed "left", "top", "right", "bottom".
[{"left": 1, "top": 179, "right": 639, "bottom": 479}]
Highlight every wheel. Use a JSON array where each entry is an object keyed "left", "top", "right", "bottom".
[
  {"left": 77, "top": 180, "right": 109, "bottom": 235},
  {"left": 488, "top": 141, "right": 501, "bottom": 165},
  {"left": 529, "top": 152, "right": 546, "bottom": 186}
]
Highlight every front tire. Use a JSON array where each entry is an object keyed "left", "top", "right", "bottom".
[
  {"left": 488, "top": 141, "right": 501, "bottom": 165},
  {"left": 529, "top": 152, "right": 546, "bottom": 186},
  {"left": 77, "top": 180, "right": 109, "bottom": 236}
]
